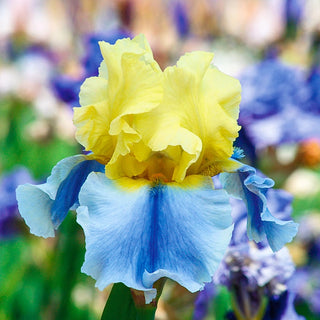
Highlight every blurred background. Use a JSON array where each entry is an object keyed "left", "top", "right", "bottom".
[{"left": 1, "top": 0, "right": 320, "bottom": 319}]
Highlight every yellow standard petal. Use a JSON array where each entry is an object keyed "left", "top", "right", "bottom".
[
  {"left": 73, "top": 35, "right": 163, "bottom": 178},
  {"left": 137, "top": 51, "right": 241, "bottom": 182}
]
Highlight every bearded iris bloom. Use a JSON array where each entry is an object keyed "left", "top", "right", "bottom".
[
  {"left": 239, "top": 58, "right": 320, "bottom": 149},
  {"left": 16, "top": 35, "right": 298, "bottom": 303},
  {"left": 214, "top": 244, "right": 300, "bottom": 320},
  {"left": 0, "top": 167, "right": 34, "bottom": 238}
]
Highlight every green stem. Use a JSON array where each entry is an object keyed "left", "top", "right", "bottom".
[
  {"left": 135, "top": 307, "right": 156, "bottom": 320},
  {"left": 101, "top": 283, "right": 136, "bottom": 320}
]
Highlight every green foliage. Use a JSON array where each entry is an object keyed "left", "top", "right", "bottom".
[
  {"left": 209, "top": 286, "right": 232, "bottom": 320},
  {"left": 0, "top": 98, "right": 79, "bottom": 179},
  {"left": 292, "top": 191, "right": 320, "bottom": 218},
  {"left": 101, "top": 283, "right": 156, "bottom": 320},
  {"left": 0, "top": 237, "right": 45, "bottom": 320},
  {"left": 101, "top": 283, "right": 137, "bottom": 320},
  {"left": 0, "top": 215, "right": 97, "bottom": 320}
]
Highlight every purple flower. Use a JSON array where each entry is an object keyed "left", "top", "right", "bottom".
[
  {"left": 226, "top": 291, "right": 305, "bottom": 320},
  {"left": 240, "top": 59, "right": 307, "bottom": 121},
  {"left": 214, "top": 243, "right": 295, "bottom": 320},
  {"left": 288, "top": 213, "right": 320, "bottom": 315},
  {"left": 239, "top": 59, "right": 320, "bottom": 148},
  {"left": 215, "top": 244, "right": 294, "bottom": 294},
  {"left": 51, "top": 29, "right": 130, "bottom": 107},
  {"left": 51, "top": 77, "right": 83, "bottom": 106},
  {"left": 289, "top": 268, "right": 320, "bottom": 315},
  {"left": 0, "top": 167, "right": 34, "bottom": 238},
  {"left": 295, "top": 213, "right": 320, "bottom": 264},
  {"left": 310, "top": 288, "right": 320, "bottom": 314},
  {"left": 81, "top": 30, "right": 130, "bottom": 77},
  {"left": 193, "top": 282, "right": 215, "bottom": 320},
  {"left": 172, "top": 0, "right": 190, "bottom": 38},
  {"left": 306, "top": 68, "right": 320, "bottom": 114},
  {"left": 263, "top": 291, "right": 305, "bottom": 320},
  {"left": 284, "top": 0, "right": 304, "bottom": 26}
]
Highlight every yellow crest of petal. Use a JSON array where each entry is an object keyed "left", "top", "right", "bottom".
[
  {"left": 136, "top": 51, "right": 241, "bottom": 182},
  {"left": 73, "top": 35, "right": 163, "bottom": 178}
]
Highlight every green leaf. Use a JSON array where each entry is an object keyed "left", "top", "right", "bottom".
[
  {"left": 135, "top": 306, "right": 156, "bottom": 320},
  {"left": 101, "top": 283, "right": 137, "bottom": 320},
  {"left": 209, "top": 286, "right": 232, "bottom": 320},
  {"left": 101, "top": 283, "right": 156, "bottom": 320},
  {"left": 0, "top": 237, "right": 46, "bottom": 320},
  {"left": 0, "top": 98, "right": 79, "bottom": 179}
]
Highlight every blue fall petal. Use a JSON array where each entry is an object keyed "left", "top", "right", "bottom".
[
  {"left": 77, "top": 173, "right": 234, "bottom": 303},
  {"left": 16, "top": 155, "right": 104, "bottom": 238},
  {"left": 15, "top": 183, "right": 54, "bottom": 237},
  {"left": 51, "top": 159, "right": 104, "bottom": 228},
  {"left": 220, "top": 164, "right": 298, "bottom": 251}
]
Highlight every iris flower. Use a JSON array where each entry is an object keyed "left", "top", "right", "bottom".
[
  {"left": 239, "top": 58, "right": 320, "bottom": 149},
  {"left": 284, "top": 0, "right": 304, "bottom": 27},
  {"left": 51, "top": 29, "right": 129, "bottom": 107},
  {"left": 214, "top": 244, "right": 297, "bottom": 320},
  {"left": 16, "top": 35, "right": 298, "bottom": 303},
  {"left": 0, "top": 167, "right": 34, "bottom": 238}
]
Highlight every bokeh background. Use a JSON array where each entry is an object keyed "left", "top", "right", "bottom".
[{"left": 1, "top": 0, "right": 320, "bottom": 319}]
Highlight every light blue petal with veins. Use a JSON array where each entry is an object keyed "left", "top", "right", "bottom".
[
  {"left": 16, "top": 155, "right": 104, "bottom": 238},
  {"left": 16, "top": 183, "right": 55, "bottom": 237},
  {"left": 220, "top": 164, "right": 298, "bottom": 251},
  {"left": 77, "top": 173, "right": 234, "bottom": 303},
  {"left": 51, "top": 159, "right": 104, "bottom": 227}
]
